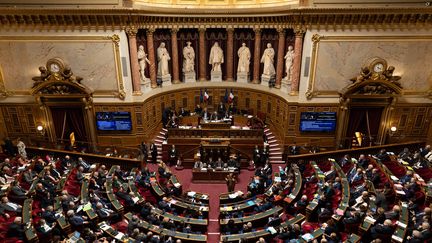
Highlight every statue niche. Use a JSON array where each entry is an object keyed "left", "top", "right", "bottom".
[{"left": 31, "top": 58, "right": 90, "bottom": 96}]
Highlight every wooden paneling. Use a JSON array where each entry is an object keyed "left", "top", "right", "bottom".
[
  {"left": 388, "top": 105, "right": 432, "bottom": 143},
  {"left": 0, "top": 104, "right": 43, "bottom": 140}
]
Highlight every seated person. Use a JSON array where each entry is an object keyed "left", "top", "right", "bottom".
[
  {"left": 0, "top": 196, "right": 22, "bottom": 213},
  {"left": 370, "top": 219, "right": 394, "bottom": 239},
  {"left": 178, "top": 107, "right": 189, "bottom": 117},
  {"left": 193, "top": 160, "right": 204, "bottom": 169},
  {"left": 214, "top": 157, "right": 225, "bottom": 169},
  {"left": 194, "top": 104, "right": 203, "bottom": 114},
  {"left": 42, "top": 205, "right": 60, "bottom": 224},
  {"left": 36, "top": 218, "right": 57, "bottom": 237},
  {"left": 375, "top": 149, "right": 390, "bottom": 162},
  {"left": 7, "top": 217, "right": 25, "bottom": 240},
  {"left": 96, "top": 202, "right": 120, "bottom": 222},
  {"left": 201, "top": 108, "right": 210, "bottom": 121},
  {"left": 210, "top": 111, "right": 219, "bottom": 121},
  {"left": 67, "top": 210, "right": 89, "bottom": 228},
  {"left": 357, "top": 154, "right": 370, "bottom": 168},
  {"left": 227, "top": 156, "right": 239, "bottom": 169}
]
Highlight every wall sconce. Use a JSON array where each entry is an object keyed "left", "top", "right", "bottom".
[
  {"left": 389, "top": 126, "right": 397, "bottom": 137},
  {"left": 36, "top": 124, "right": 45, "bottom": 135}
]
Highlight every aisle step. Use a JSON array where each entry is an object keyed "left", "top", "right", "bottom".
[
  {"left": 270, "top": 151, "right": 283, "bottom": 155},
  {"left": 267, "top": 135, "right": 275, "bottom": 140},
  {"left": 156, "top": 135, "right": 165, "bottom": 140},
  {"left": 269, "top": 147, "right": 281, "bottom": 152}
]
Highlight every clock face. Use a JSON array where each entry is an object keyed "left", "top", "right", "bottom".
[
  {"left": 373, "top": 63, "right": 384, "bottom": 73},
  {"left": 50, "top": 63, "right": 60, "bottom": 73}
]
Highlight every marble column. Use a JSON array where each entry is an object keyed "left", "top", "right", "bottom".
[
  {"left": 146, "top": 28, "right": 157, "bottom": 88},
  {"left": 198, "top": 27, "right": 207, "bottom": 82},
  {"left": 226, "top": 28, "right": 234, "bottom": 82},
  {"left": 126, "top": 27, "right": 141, "bottom": 95},
  {"left": 275, "top": 28, "right": 286, "bottom": 89},
  {"left": 171, "top": 28, "right": 180, "bottom": 84},
  {"left": 252, "top": 28, "right": 262, "bottom": 84},
  {"left": 291, "top": 27, "right": 305, "bottom": 95}
]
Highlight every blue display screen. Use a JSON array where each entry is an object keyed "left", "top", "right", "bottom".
[
  {"left": 96, "top": 112, "right": 132, "bottom": 131},
  {"left": 299, "top": 112, "right": 336, "bottom": 132}
]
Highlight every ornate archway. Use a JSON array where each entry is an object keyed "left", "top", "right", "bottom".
[
  {"left": 31, "top": 58, "right": 97, "bottom": 149},
  {"left": 336, "top": 60, "right": 403, "bottom": 148}
]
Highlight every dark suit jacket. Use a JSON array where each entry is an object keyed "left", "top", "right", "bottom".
[
  {"left": 11, "top": 185, "right": 26, "bottom": 197},
  {"left": 42, "top": 211, "right": 59, "bottom": 224},
  {"left": 7, "top": 222, "right": 25, "bottom": 239},
  {"left": 0, "top": 202, "right": 22, "bottom": 213},
  {"left": 69, "top": 215, "right": 85, "bottom": 227}
]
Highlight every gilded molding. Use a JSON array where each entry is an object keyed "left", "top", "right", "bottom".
[
  {"left": 0, "top": 66, "right": 12, "bottom": 98},
  {"left": 0, "top": 8, "right": 431, "bottom": 32},
  {"left": 306, "top": 35, "right": 432, "bottom": 100},
  {"left": 0, "top": 35, "right": 125, "bottom": 100},
  {"left": 125, "top": 26, "right": 138, "bottom": 37}
]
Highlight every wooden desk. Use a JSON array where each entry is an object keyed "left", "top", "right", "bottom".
[
  {"left": 98, "top": 221, "right": 134, "bottom": 242},
  {"left": 220, "top": 198, "right": 262, "bottom": 213},
  {"left": 124, "top": 213, "right": 207, "bottom": 242},
  {"left": 151, "top": 207, "right": 208, "bottom": 231},
  {"left": 220, "top": 206, "right": 283, "bottom": 227},
  {"left": 306, "top": 162, "right": 325, "bottom": 219},
  {"left": 167, "top": 128, "right": 263, "bottom": 142},
  {"left": 192, "top": 168, "right": 237, "bottom": 183},
  {"left": 200, "top": 121, "right": 232, "bottom": 129},
  {"left": 168, "top": 197, "right": 209, "bottom": 217},
  {"left": 391, "top": 203, "right": 408, "bottom": 243},
  {"left": 345, "top": 233, "right": 361, "bottom": 243},
  {"left": 23, "top": 199, "right": 37, "bottom": 242},
  {"left": 80, "top": 180, "right": 98, "bottom": 220},
  {"left": 300, "top": 228, "right": 324, "bottom": 242},
  {"left": 150, "top": 176, "right": 165, "bottom": 198},
  {"left": 128, "top": 169, "right": 145, "bottom": 204},
  {"left": 220, "top": 213, "right": 305, "bottom": 242},
  {"left": 284, "top": 166, "right": 302, "bottom": 204},
  {"left": 331, "top": 160, "right": 350, "bottom": 222}
]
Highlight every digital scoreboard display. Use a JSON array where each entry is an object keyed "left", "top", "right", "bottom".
[
  {"left": 96, "top": 112, "right": 132, "bottom": 131},
  {"left": 299, "top": 112, "right": 336, "bottom": 132}
]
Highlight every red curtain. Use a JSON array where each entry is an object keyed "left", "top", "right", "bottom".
[
  {"left": 346, "top": 107, "right": 383, "bottom": 146},
  {"left": 67, "top": 108, "right": 87, "bottom": 142},
  {"left": 50, "top": 107, "right": 87, "bottom": 143},
  {"left": 50, "top": 108, "right": 67, "bottom": 140}
]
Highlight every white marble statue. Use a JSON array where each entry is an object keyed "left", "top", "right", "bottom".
[
  {"left": 157, "top": 42, "right": 171, "bottom": 77},
  {"left": 261, "top": 43, "right": 276, "bottom": 77},
  {"left": 237, "top": 43, "right": 251, "bottom": 73},
  {"left": 182, "top": 41, "right": 195, "bottom": 73},
  {"left": 137, "top": 45, "right": 150, "bottom": 81},
  {"left": 17, "top": 139, "right": 27, "bottom": 159},
  {"left": 284, "top": 45, "right": 294, "bottom": 81},
  {"left": 209, "top": 42, "right": 224, "bottom": 72}
]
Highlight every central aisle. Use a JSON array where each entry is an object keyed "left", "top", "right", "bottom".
[{"left": 170, "top": 166, "right": 256, "bottom": 242}]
